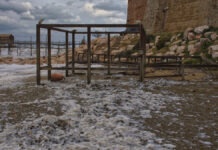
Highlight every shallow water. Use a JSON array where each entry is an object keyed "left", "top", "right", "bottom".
[{"left": 0, "top": 65, "right": 217, "bottom": 149}]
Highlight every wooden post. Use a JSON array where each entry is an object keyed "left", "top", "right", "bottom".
[
  {"left": 47, "top": 28, "right": 51, "bottom": 80},
  {"left": 65, "top": 32, "right": 69, "bottom": 77},
  {"left": 36, "top": 25, "right": 41, "bottom": 85},
  {"left": 139, "top": 24, "right": 146, "bottom": 82},
  {"left": 181, "top": 63, "right": 185, "bottom": 80},
  {"left": 87, "top": 26, "right": 91, "bottom": 84},
  {"left": 72, "top": 33, "right": 75, "bottom": 74},
  {"left": 8, "top": 44, "right": 10, "bottom": 55},
  {"left": 30, "top": 40, "right": 33, "bottom": 56},
  {"left": 107, "top": 33, "right": 111, "bottom": 75}
]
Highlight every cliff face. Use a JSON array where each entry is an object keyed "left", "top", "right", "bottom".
[
  {"left": 128, "top": 0, "right": 218, "bottom": 34},
  {"left": 127, "top": 0, "right": 147, "bottom": 24}
]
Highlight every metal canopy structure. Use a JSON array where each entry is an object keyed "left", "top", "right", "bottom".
[{"left": 36, "top": 24, "right": 146, "bottom": 85}]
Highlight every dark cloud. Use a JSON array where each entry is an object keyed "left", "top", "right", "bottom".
[
  {"left": 0, "top": 0, "right": 128, "bottom": 40},
  {"left": 94, "top": 1, "right": 126, "bottom": 12},
  {"left": 0, "top": 0, "right": 32, "bottom": 14}
]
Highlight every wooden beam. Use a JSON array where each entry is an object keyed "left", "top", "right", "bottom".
[
  {"left": 36, "top": 25, "right": 41, "bottom": 85},
  {"left": 87, "top": 27, "right": 91, "bottom": 84},
  {"left": 65, "top": 32, "right": 69, "bottom": 77},
  {"left": 39, "top": 24, "right": 140, "bottom": 28},
  {"left": 47, "top": 28, "right": 51, "bottom": 80}
]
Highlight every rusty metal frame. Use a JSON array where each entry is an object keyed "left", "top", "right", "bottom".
[{"left": 36, "top": 24, "right": 146, "bottom": 85}]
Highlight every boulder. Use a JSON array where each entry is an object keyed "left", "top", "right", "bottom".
[
  {"left": 204, "top": 32, "right": 213, "bottom": 38},
  {"left": 194, "top": 42, "right": 201, "bottom": 50},
  {"left": 155, "top": 36, "right": 160, "bottom": 45},
  {"left": 195, "top": 34, "right": 202, "bottom": 39},
  {"left": 170, "top": 35, "right": 177, "bottom": 42},
  {"left": 194, "top": 25, "right": 209, "bottom": 34},
  {"left": 169, "top": 45, "right": 178, "bottom": 52},
  {"left": 188, "top": 32, "right": 195, "bottom": 41},
  {"left": 212, "top": 52, "right": 218, "bottom": 58},
  {"left": 211, "top": 33, "right": 217, "bottom": 41},
  {"left": 184, "top": 27, "right": 193, "bottom": 40},
  {"left": 190, "top": 48, "right": 198, "bottom": 55},
  {"left": 172, "top": 40, "right": 182, "bottom": 45},
  {"left": 188, "top": 44, "right": 195, "bottom": 52},
  {"left": 51, "top": 73, "right": 64, "bottom": 81},
  {"left": 188, "top": 40, "right": 198, "bottom": 45},
  {"left": 127, "top": 45, "right": 135, "bottom": 51},
  {"left": 165, "top": 51, "right": 175, "bottom": 56},
  {"left": 200, "top": 38, "right": 210, "bottom": 45},
  {"left": 177, "top": 46, "right": 185, "bottom": 54},
  {"left": 208, "top": 45, "right": 218, "bottom": 54}
]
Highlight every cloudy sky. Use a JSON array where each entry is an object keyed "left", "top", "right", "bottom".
[{"left": 0, "top": 0, "right": 128, "bottom": 41}]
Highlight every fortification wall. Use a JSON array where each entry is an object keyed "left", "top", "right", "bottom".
[
  {"left": 127, "top": 0, "right": 218, "bottom": 34},
  {"left": 127, "top": 0, "right": 147, "bottom": 24}
]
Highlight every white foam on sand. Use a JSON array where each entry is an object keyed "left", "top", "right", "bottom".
[
  {"left": 0, "top": 77, "right": 181, "bottom": 150},
  {"left": 0, "top": 64, "right": 36, "bottom": 89}
]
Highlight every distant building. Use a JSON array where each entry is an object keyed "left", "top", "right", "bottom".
[{"left": 0, "top": 34, "right": 14, "bottom": 46}]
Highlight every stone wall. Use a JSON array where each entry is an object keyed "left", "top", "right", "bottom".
[
  {"left": 127, "top": 0, "right": 147, "bottom": 24},
  {"left": 128, "top": 0, "right": 218, "bottom": 34}
]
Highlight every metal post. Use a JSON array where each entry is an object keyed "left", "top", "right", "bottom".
[
  {"left": 72, "top": 33, "right": 75, "bottom": 74},
  {"left": 36, "top": 25, "right": 41, "bottom": 85},
  {"left": 87, "top": 26, "right": 91, "bottom": 84},
  {"left": 65, "top": 32, "right": 69, "bottom": 77},
  {"left": 107, "top": 33, "right": 111, "bottom": 75},
  {"left": 48, "top": 28, "right": 51, "bottom": 80}
]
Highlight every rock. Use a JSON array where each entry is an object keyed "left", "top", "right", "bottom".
[
  {"left": 182, "top": 41, "right": 186, "bottom": 45},
  {"left": 169, "top": 45, "right": 178, "bottom": 52},
  {"left": 149, "top": 43, "right": 155, "bottom": 47},
  {"left": 194, "top": 25, "right": 209, "bottom": 34},
  {"left": 111, "top": 50, "right": 123, "bottom": 55},
  {"left": 131, "top": 52, "right": 139, "bottom": 56},
  {"left": 146, "top": 52, "right": 153, "bottom": 56},
  {"left": 188, "top": 45, "right": 195, "bottom": 52},
  {"left": 208, "top": 45, "right": 218, "bottom": 54},
  {"left": 165, "top": 42, "right": 170, "bottom": 46},
  {"left": 200, "top": 38, "right": 210, "bottom": 45},
  {"left": 195, "top": 34, "right": 202, "bottom": 39},
  {"left": 190, "top": 48, "right": 198, "bottom": 55},
  {"left": 156, "top": 53, "right": 163, "bottom": 56},
  {"left": 165, "top": 51, "right": 175, "bottom": 56},
  {"left": 51, "top": 73, "right": 64, "bottom": 81},
  {"left": 170, "top": 35, "right": 177, "bottom": 42},
  {"left": 188, "top": 32, "right": 195, "bottom": 41},
  {"left": 188, "top": 40, "right": 198, "bottom": 45},
  {"left": 212, "top": 52, "right": 218, "bottom": 58},
  {"left": 127, "top": 45, "right": 135, "bottom": 51},
  {"left": 172, "top": 40, "right": 182, "bottom": 45},
  {"left": 204, "top": 32, "right": 213, "bottom": 37},
  {"left": 177, "top": 46, "right": 185, "bottom": 54},
  {"left": 179, "top": 53, "right": 185, "bottom": 56},
  {"left": 184, "top": 27, "right": 193, "bottom": 39},
  {"left": 155, "top": 36, "right": 160, "bottom": 45},
  {"left": 194, "top": 42, "right": 201, "bottom": 50},
  {"left": 211, "top": 33, "right": 217, "bottom": 41}
]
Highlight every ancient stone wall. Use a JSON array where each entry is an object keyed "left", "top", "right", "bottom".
[
  {"left": 127, "top": 0, "right": 147, "bottom": 24},
  {"left": 128, "top": 0, "right": 218, "bottom": 34}
]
